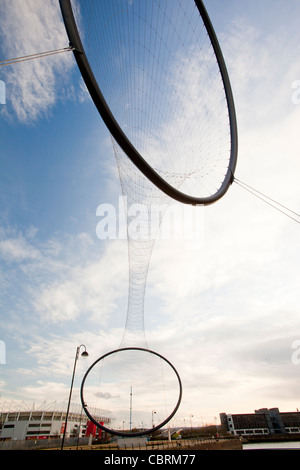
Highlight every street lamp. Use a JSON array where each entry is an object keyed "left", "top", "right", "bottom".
[
  {"left": 189, "top": 414, "right": 193, "bottom": 432},
  {"left": 61, "top": 344, "right": 89, "bottom": 450},
  {"left": 152, "top": 410, "right": 156, "bottom": 428}
]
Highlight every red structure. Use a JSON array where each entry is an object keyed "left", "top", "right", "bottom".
[{"left": 85, "top": 421, "right": 104, "bottom": 439}]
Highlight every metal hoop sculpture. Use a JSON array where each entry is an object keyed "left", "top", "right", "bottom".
[
  {"left": 59, "top": 0, "right": 238, "bottom": 206},
  {"left": 80, "top": 347, "right": 182, "bottom": 437},
  {"left": 59, "top": 0, "right": 238, "bottom": 435}
]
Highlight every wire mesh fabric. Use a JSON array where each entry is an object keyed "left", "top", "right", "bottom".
[
  {"left": 59, "top": 0, "right": 237, "bottom": 435},
  {"left": 65, "top": 0, "right": 236, "bottom": 203}
]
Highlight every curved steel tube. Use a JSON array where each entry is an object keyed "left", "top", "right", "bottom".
[
  {"left": 80, "top": 347, "right": 183, "bottom": 437},
  {"left": 59, "top": 0, "right": 237, "bottom": 205}
]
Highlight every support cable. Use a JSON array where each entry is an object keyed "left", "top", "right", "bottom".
[
  {"left": 0, "top": 46, "right": 74, "bottom": 67},
  {"left": 234, "top": 177, "right": 300, "bottom": 225}
]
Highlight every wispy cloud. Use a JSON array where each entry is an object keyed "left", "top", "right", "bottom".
[
  {"left": 0, "top": 233, "right": 40, "bottom": 262},
  {"left": 31, "top": 242, "right": 128, "bottom": 325},
  {"left": 0, "top": 226, "right": 128, "bottom": 327},
  {"left": 0, "top": 0, "right": 74, "bottom": 123}
]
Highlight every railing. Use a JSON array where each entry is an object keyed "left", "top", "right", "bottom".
[
  {"left": 0, "top": 436, "right": 237, "bottom": 451},
  {"left": 70, "top": 438, "right": 224, "bottom": 451}
]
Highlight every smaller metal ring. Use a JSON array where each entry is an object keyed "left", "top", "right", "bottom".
[{"left": 80, "top": 347, "right": 182, "bottom": 437}]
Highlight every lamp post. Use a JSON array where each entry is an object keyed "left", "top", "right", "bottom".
[
  {"left": 189, "top": 414, "right": 193, "bottom": 431},
  {"left": 61, "top": 344, "right": 89, "bottom": 450},
  {"left": 152, "top": 410, "right": 156, "bottom": 428},
  {"left": 151, "top": 410, "right": 156, "bottom": 441}
]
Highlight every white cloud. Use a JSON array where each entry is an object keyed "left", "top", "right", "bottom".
[
  {"left": 0, "top": 226, "right": 129, "bottom": 328},
  {"left": 0, "top": 0, "right": 74, "bottom": 123},
  {"left": 32, "top": 242, "right": 128, "bottom": 325},
  {"left": 0, "top": 234, "right": 41, "bottom": 262}
]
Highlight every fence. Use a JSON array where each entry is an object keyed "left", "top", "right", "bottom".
[{"left": 0, "top": 437, "right": 235, "bottom": 451}]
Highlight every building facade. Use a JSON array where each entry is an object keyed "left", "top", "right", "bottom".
[
  {"left": 220, "top": 408, "right": 300, "bottom": 437},
  {"left": 0, "top": 407, "right": 110, "bottom": 441}
]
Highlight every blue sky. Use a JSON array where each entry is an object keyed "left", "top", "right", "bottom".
[{"left": 1, "top": 0, "right": 300, "bottom": 428}]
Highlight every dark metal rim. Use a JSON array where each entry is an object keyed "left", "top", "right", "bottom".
[
  {"left": 59, "top": 0, "right": 237, "bottom": 206},
  {"left": 80, "top": 347, "right": 183, "bottom": 438}
]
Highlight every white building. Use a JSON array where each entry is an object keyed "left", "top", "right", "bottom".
[{"left": 0, "top": 404, "right": 110, "bottom": 441}]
